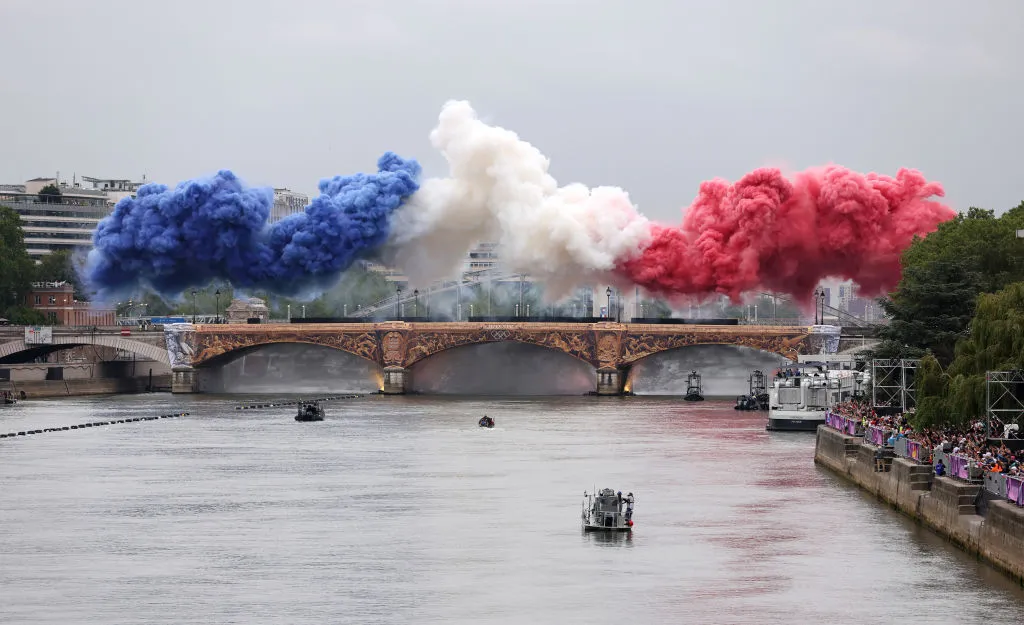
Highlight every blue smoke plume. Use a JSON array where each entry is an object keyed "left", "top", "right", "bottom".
[{"left": 84, "top": 153, "right": 421, "bottom": 299}]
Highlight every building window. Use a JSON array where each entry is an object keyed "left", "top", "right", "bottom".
[
  {"left": 49, "top": 296, "right": 56, "bottom": 305},
  {"left": 34, "top": 296, "right": 41, "bottom": 305},
  {"left": 47, "top": 312, "right": 57, "bottom": 323}
]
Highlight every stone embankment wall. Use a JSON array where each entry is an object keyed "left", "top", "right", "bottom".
[
  {"left": 2, "top": 375, "right": 172, "bottom": 398},
  {"left": 815, "top": 425, "right": 1024, "bottom": 585}
]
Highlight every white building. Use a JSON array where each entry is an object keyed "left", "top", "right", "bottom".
[
  {"left": 270, "top": 188, "right": 308, "bottom": 223},
  {"left": 1, "top": 179, "right": 111, "bottom": 258},
  {"left": 81, "top": 176, "right": 147, "bottom": 205}
]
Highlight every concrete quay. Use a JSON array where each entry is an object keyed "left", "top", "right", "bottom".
[{"left": 815, "top": 425, "right": 1024, "bottom": 585}]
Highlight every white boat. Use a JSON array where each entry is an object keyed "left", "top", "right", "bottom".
[
  {"left": 766, "top": 362, "right": 868, "bottom": 432},
  {"left": 581, "top": 488, "right": 634, "bottom": 532}
]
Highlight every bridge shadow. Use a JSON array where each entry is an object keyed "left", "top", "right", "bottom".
[
  {"left": 629, "top": 345, "right": 789, "bottom": 396},
  {"left": 197, "top": 343, "right": 381, "bottom": 394},
  {"left": 408, "top": 342, "right": 597, "bottom": 395}
]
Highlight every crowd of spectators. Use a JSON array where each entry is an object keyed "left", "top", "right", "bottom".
[{"left": 828, "top": 402, "right": 1022, "bottom": 477}]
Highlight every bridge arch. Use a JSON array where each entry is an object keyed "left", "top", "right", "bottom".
[
  {"left": 621, "top": 341, "right": 798, "bottom": 368},
  {"left": 403, "top": 333, "right": 597, "bottom": 369},
  {"left": 189, "top": 329, "right": 381, "bottom": 369},
  {"left": 0, "top": 335, "right": 170, "bottom": 365},
  {"left": 193, "top": 338, "right": 380, "bottom": 368}
]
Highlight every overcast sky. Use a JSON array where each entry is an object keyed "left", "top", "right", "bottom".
[{"left": 1, "top": 0, "right": 1021, "bottom": 221}]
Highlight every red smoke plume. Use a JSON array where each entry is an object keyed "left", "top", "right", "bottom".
[{"left": 617, "top": 166, "right": 955, "bottom": 303}]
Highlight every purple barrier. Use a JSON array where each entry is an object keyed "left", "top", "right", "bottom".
[
  {"left": 950, "top": 454, "right": 970, "bottom": 481},
  {"left": 1007, "top": 476, "right": 1024, "bottom": 507},
  {"left": 825, "top": 413, "right": 859, "bottom": 436},
  {"left": 907, "top": 440, "right": 931, "bottom": 463},
  {"left": 866, "top": 426, "right": 887, "bottom": 446}
]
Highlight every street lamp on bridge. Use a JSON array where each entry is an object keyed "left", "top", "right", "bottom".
[
  {"left": 191, "top": 290, "right": 197, "bottom": 324},
  {"left": 214, "top": 289, "right": 221, "bottom": 324},
  {"left": 395, "top": 284, "right": 402, "bottom": 319},
  {"left": 813, "top": 287, "right": 825, "bottom": 325},
  {"left": 605, "top": 287, "right": 612, "bottom": 319},
  {"left": 413, "top": 289, "right": 419, "bottom": 318}
]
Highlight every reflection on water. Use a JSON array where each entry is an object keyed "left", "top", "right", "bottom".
[
  {"left": 629, "top": 344, "right": 790, "bottom": 396},
  {"left": 1, "top": 395, "right": 1022, "bottom": 624}
]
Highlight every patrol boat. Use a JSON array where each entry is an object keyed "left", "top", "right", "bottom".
[
  {"left": 295, "top": 401, "right": 325, "bottom": 422},
  {"left": 581, "top": 488, "right": 634, "bottom": 532}
]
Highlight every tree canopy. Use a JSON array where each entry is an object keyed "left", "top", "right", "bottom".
[
  {"left": 877, "top": 203, "right": 1024, "bottom": 366},
  {"left": 37, "top": 184, "right": 62, "bottom": 204},
  {"left": 0, "top": 205, "right": 38, "bottom": 322},
  {"left": 912, "top": 282, "right": 1024, "bottom": 427}
]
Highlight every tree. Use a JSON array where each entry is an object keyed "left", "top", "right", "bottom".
[
  {"left": 38, "top": 184, "right": 62, "bottom": 204},
  {"left": 911, "top": 282, "right": 1024, "bottom": 427},
  {"left": 0, "top": 206, "right": 37, "bottom": 320},
  {"left": 874, "top": 202, "right": 1024, "bottom": 365}
]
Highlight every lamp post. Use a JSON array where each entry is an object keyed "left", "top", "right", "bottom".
[
  {"left": 413, "top": 289, "right": 419, "bottom": 318},
  {"left": 302, "top": 304, "right": 306, "bottom": 319},
  {"left": 287, "top": 304, "right": 291, "bottom": 322},
  {"left": 395, "top": 284, "right": 401, "bottom": 318},
  {"left": 813, "top": 287, "right": 825, "bottom": 324},
  {"left": 606, "top": 287, "right": 612, "bottom": 319},
  {"left": 214, "top": 289, "right": 221, "bottom": 324},
  {"left": 519, "top": 274, "right": 525, "bottom": 314},
  {"left": 191, "top": 289, "right": 197, "bottom": 324}
]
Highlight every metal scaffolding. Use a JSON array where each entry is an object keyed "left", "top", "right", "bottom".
[
  {"left": 986, "top": 370, "right": 1024, "bottom": 438},
  {"left": 871, "top": 359, "right": 919, "bottom": 410}
]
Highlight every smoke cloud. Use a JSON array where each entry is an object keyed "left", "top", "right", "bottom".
[
  {"left": 385, "top": 100, "right": 652, "bottom": 297},
  {"left": 84, "top": 154, "right": 420, "bottom": 299},
  {"left": 617, "top": 166, "right": 955, "bottom": 302}
]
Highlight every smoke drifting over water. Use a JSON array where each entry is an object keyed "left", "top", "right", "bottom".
[
  {"left": 628, "top": 345, "right": 789, "bottom": 396},
  {"left": 205, "top": 344, "right": 380, "bottom": 394},
  {"left": 82, "top": 100, "right": 953, "bottom": 304},
  {"left": 408, "top": 343, "right": 597, "bottom": 395}
]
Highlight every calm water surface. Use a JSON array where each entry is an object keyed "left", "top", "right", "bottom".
[{"left": 2, "top": 394, "right": 1022, "bottom": 624}]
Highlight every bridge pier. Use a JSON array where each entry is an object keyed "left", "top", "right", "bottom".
[
  {"left": 381, "top": 366, "right": 408, "bottom": 395},
  {"left": 595, "top": 367, "right": 628, "bottom": 396},
  {"left": 171, "top": 367, "right": 198, "bottom": 393}
]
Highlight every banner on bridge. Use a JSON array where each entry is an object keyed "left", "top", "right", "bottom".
[{"left": 25, "top": 326, "right": 53, "bottom": 344}]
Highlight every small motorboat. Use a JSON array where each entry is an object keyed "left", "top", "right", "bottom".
[
  {"left": 478, "top": 416, "right": 495, "bottom": 428},
  {"left": 683, "top": 370, "right": 704, "bottom": 401},
  {"left": 295, "top": 401, "right": 324, "bottom": 422},
  {"left": 582, "top": 488, "right": 634, "bottom": 532},
  {"left": 2, "top": 390, "right": 16, "bottom": 405}
]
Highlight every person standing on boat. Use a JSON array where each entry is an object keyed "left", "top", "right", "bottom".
[{"left": 624, "top": 492, "right": 634, "bottom": 521}]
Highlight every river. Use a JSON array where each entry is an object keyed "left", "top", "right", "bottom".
[{"left": 2, "top": 394, "right": 1022, "bottom": 624}]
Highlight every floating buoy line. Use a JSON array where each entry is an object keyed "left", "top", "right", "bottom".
[
  {"left": 234, "top": 394, "right": 361, "bottom": 410},
  {"left": 1, "top": 412, "right": 190, "bottom": 439},
  {"left": 1, "top": 394, "right": 365, "bottom": 440}
]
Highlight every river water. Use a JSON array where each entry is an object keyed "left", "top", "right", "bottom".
[{"left": 2, "top": 394, "right": 1022, "bottom": 624}]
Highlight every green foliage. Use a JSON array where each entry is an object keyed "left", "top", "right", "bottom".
[
  {"left": 3, "top": 306, "right": 46, "bottom": 325},
  {"left": 875, "top": 202, "right": 1024, "bottom": 366},
  {"left": 0, "top": 206, "right": 37, "bottom": 320},
  {"left": 912, "top": 282, "right": 1024, "bottom": 426},
  {"left": 38, "top": 184, "right": 62, "bottom": 204}
]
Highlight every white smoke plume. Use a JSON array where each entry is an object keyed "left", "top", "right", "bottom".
[{"left": 384, "top": 100, "right": 652, "bottom": 297}]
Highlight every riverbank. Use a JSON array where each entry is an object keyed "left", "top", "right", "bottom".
[
  {"left": 815, "top": 425, "right": 1024, "bottom": 584},
  {"left": 2, "top": 375, "right": 172, "bottom": 399}
]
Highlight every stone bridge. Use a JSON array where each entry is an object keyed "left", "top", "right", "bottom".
[
  {"left": 0, "top": 327, "right": 169, "bottom": 365},
  {"left": 166, "top": 321, "right": 841, "bottom": 395}
]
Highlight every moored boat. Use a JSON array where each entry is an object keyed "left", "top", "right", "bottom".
[
  {"left": 2, "top": 390, "right": 16, "bottom": 405},
  {"left": 581, "top": 488, "right": 634, "bottom": 532},
  {"left": 479, "top": 416, "right": 494, "bottom": 428},
  {"left": 767, "top": 363, "right": 867, "bottom": 431}
]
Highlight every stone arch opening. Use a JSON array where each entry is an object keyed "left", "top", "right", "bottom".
[
  {"left": 626, "top": 344, "right": 791, "bottom": 396},
  {"left": 195, "top": 342, "right": 382, "bottom": 394},
  {"left": 0, "top": 337, "right": 168, "bottom": 365},
  {"left": 407, "top": 341, "right": 597, "bottom": 395}
]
